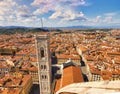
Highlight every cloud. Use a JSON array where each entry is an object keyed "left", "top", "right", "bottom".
[
  {"left": 49, "top": 9, "right": 86, "bottom": 22},
  {"left": 91, "top": 16, "right": 102, "bottom": 23},
  {"left": 102, "top": 12, "right": 117, "bottom": 23},
  {"left": 103, "top": 16, "right": 112, "bottom": 23},
  {"left": 31, "top": 0, "right": 86, "bottom": 15},
  {"left": 31, "top": 0, "right": 86, "bottom": 7},
  {"left": 0, "top": 0, "right": 17, "bottom": 15},
  {"left": 31, "top": 0, "right": 87, "bottom": 23},
  {"left": 33, "top": 7, "right": 52, "bottom": 15},
  {"left": 23, "top": 16, "right": 40, "bottom": 23},
  {"left": 0, "top": 0, "right": 18, "bottom": 8},
  {"left": 0, "top": 0, "right": 18, "bottom": 22},
  {"left": 104, "top": 12, "right": 117, "bottom": 17},
  {"left": 31, "top": 0, "right": 55, "bottom": 15},
  {"left": 0, "top": 16, "right": 4, "bottom": 20},
  {"left": 16, "top": 5, "right": 34, "bottom": 18},
  {"left": 0, "top": 0, "right": 87, "bottom": 27},
  {"left": 0, "top": 0, "right": 39, "bottom": 26},
  {"left": 31, "top": 0, "right": 55, "bottom": 7},
  {"left": 68, "top": 0, "right": 86, "bottom": 6},
  {"left": 86, "top": 12, "right": 118, "bottom": 26}
]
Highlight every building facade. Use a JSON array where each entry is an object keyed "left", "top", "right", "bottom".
[{"left": 36, "top": 34, "right": 51, "bottom": 94}]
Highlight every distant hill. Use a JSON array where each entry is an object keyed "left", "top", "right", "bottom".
[
  {"left": 0, "top": 25, "right": 120, "bottom": 29},
  {"left": 0, "top": 25, "right": 119, "bottom": 34},
  {"left": 55, "top": 25, "right": 120, "bottom": 29},
  {"left": 0, "top": 26, "right": 49, "bottom": 34},
  {"left": 0, "top": 26, "right": 28, "bottom": 29},
  {"left": 57, "top": 26, "right": 93, "bottom": 29}
]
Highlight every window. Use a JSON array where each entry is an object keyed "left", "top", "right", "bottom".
[
  {"left": 44, "top": 65, "right": 47, "bottom": 70},
  {"left": 42, "top": 75, "right": 44, "bottom": 79},
  {"left": 40, "top": 47, "right": 45, "bottom": 58},
  {"left": 41, "top": 65, "right": 43, "bottom": 69},
  {"left": 45, "top": 75, "right": 47, "bottom": 79}
]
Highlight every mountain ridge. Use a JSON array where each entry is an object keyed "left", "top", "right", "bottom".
[{"left": 0, "top": 25, "right": 120, "bottom": 29}]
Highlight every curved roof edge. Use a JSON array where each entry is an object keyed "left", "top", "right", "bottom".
[{"left": 56, "top": 81, "right": 120, "bottom": 94}]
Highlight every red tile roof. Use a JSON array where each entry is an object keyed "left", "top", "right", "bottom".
[
  {"left": 62, "top": 66, "right": 84, "bottom": 87},
  {"left": 101, "top": 70, "right": 112, "bottom": 80},
  {"left": 54, "top": 78, "right": 61, "bottom": 93},
  {"left": 54, "top": 65, "right": 84, "bottom": 93}
]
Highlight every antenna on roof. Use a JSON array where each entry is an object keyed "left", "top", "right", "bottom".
[{"left": 41, "top": 18, "right": 43, "bottom": 29}]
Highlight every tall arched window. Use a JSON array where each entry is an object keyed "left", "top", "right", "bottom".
[
  {"left": 40, "top": 47, "right": 45, "bottom": 58},
  {"left": 41, "top": 75, "right": 44, "bottom": 79},
  {"left": 41, "top": 65, "right": 43, "bottom": 69},
  {"left": 44, "top": 65, "right": 46, "bottom": 70}
]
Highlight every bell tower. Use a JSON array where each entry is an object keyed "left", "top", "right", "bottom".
[{"left": 35, "top": 34, "right": 51, "bottom": 94}]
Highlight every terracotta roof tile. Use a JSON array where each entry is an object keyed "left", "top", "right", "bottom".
[
  {"left": 62, "top": 66, "right": 84, "bottom": 87},
  {"left": 101, "top": 70, "right": 112, "bottom": 80},
  {"left": 54, "top": 78, "right": 61, "bottom": 93}
]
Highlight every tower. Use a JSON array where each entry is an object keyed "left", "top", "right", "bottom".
[{"left": 35, "top": 34, "right": 51, "bottom": 94}]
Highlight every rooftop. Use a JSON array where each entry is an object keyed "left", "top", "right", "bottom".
[{"left": 56, "top": 81, "right": 120, "bottom": 94}]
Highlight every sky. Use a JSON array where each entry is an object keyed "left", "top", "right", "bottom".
[{"left": 0, "top": 0, "right": 120, "bottom": 27}]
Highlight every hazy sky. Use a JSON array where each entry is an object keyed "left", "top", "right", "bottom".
[{"left": 0, "top": 0, "right": 120, "bottom": 27}]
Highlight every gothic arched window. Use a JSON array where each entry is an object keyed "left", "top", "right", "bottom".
[
  {"left": 41, "top": 65, "right": 43, "bottom": 69},
  {"left": 44, "top": 65, "right": 46, "bottom": 70},
  {"left": 45, "top": 75, "right": 47, "bottom": 79},
  {"left": 42, "top": 75, "right": 44, "bottom": 79},
  {"left": 40, "top": 47, "right": 45, "bottom": 58}
]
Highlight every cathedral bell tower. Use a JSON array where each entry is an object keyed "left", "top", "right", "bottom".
[{"left": 35, "top": 34, "right": 51, "bottom": 94}]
